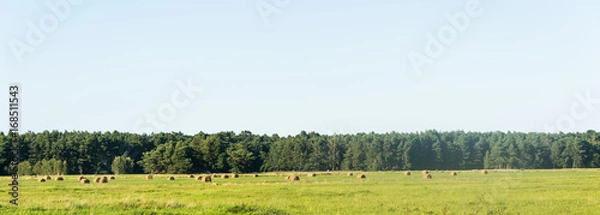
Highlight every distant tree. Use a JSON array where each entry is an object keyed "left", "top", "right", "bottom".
[
  {"left": 17, "top": 161, "right": 32, "bottom": 176},
  {"left": 226, "top": 143, "right": 255, "bottom": 173},
  {"left": 62, "top": 160, "right": 68, "bottom": 175},
  {"left": 111, "top": 155, "right": 134, "bottom": 174},
  {"left": 32, "top": 161, "right": 43, "bottom": 175}
]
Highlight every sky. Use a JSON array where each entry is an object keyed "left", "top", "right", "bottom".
[{"left": 1, "top": 0, "right": 599, "bottom": 136}]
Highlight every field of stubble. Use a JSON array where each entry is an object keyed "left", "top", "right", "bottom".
[{"left": 1, "top": 169, "right": 599, "bottom": 215}]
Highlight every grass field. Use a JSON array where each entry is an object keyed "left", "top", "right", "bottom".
[{"left": 1, "top": 169, "right": 599, "bottom": 215}]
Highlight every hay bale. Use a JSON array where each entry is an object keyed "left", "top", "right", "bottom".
[
  {"left": 109, "top": 176, "right": 115, "bottom": 180},
  {"left": 201, "top": 176, "right": 212, "bottom": 182},
  {"left": 232, "top": 174, "right": 239, "bottom": 178},
  {"left": 196, "top": 176, "right": 203, "bottom": 180},
  {"left": 289, "top": 175, "right": 299, "bottom": 181},
  {"left": 308, "top": 173, "right": 316, "bottom": 177},
  {"left": 55, "top": 176, "right": 64, "bottom": 181},
  {"left": 167, "top": 176, "right": 175, "bottom": 181},
  {"left": 347, "top": 173, "right": 353, "bottom": 176},
  {"left": 146, "top": 175, "right": 153, "bottom": 180},
  {"left": 482, "top": 170, "right": 488, "bottom": 174},
  {"left": 253, "top": 174, "right": 259, "bottom": 178},
  {"left": 450, "top": 172, "right": 457, "bottom": 176},
  {"left": 38, "top": 178, "right": 46, "bottom": 183},
  {"left": 423, "top": 174, "right": 432, "bottom": 179},
  {"left": 422, "top": 170, "right": 429, "bottom": 175},
  {"left": 357, "top": 174, "right": 366, "bottom": 179},
  {"left": 100, "top": 176, "right": 108, "bottom": 183},
  {"left": 77, "top": 176, "right": 85, "bottom": 181},
  {"left": 94, "top": 177, "right": 102, "bottom": 183},
  {"left": 80, "top": 178, "right": 90, "bottom": 184},
  {"left": 212, "top": 174, "right": 218, "bottom": 178},
  {"left": 221, "top": 174, "right": 229, "bottom": 179},
  {"left": 285, "top": 175, "right": 291, "bottom": 180},
  {"left": 189, "top": 175, "right": 195, "bottom": 178},
  {"left": 44, "top": 175, "right": 52, "bottom": 180},
  {"left": 404, "top": 172, "right": 411, "bottom": 176}
]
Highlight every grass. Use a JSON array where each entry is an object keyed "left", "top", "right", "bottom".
[{"left": 0, "top": 169, "right": 599, "bottom": 214}]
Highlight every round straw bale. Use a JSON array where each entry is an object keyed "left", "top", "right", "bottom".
[
  {"left": 482, "top": 170, "right": 488, "bottom": 174},
  {"left": 201, "top": 176, "right": 212, "bottom": 182},
  {"left": 232, "top": 173, "right": 239, "bottom": 178},
  {"left": 80, "top": 178, "right": 90, "bottom": 184},
  {"left": 289, "top": 175, "right": 299, "bottom": 181},
  {"left": 253, "top": 174, "right": 259, "bottom": 177},
  {"left": 77, "top": 176, "right": 85, "bottom": 181},
  {"left": 357, "top": 174, "right": 366, "bottom": 179},
  {"left": 221, "top": 174, "right": 229, "bottom": 179},
  {"left": 146, "top": 175, "right": 153, "bottom": 180},
  {"left": 94, "top": 177, "right": 101, "bottom": 183},
  {"left": 347, "top": 173, "right": 353, "bottom": 176},
  {"left": 100, "top": 176, "right": 108, "bottom": 183},
  {"left": 44, "top": 175, "right": 52, "bottom": 180},
  {"left": 404, "top": 171, "right": 411, "bottom": 176},
  {"left": 422, "top": 170, "right": 429, "bottom": 175},
  {"left": 189, "top": 175, "right": 195, "bottom": 178},
  {"left": 38, "top": 178, "right": 46, "bottom": 183},
  {"left": 109, "top": 176, "right": 115, "bottom": 180},
  {"left": 167, "top": 176, "right": 175, "bottom": 180},
  {"left": 423, "top": 174, "right": 432, "bottom": 179},
  {"left": 450, "top": 172, "right": 457, "bottom": 176},
  {"left": 308, "top": 173, "right": 316, "bottom": 177},
  {"left": 55, "top": 176, "right": 64, "bottom": 181}
]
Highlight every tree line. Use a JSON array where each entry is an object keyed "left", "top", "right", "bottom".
[{"left": 1, "top": 130, "right": 599, "bottom": 175}]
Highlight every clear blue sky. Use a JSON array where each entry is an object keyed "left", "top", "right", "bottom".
[{"left": 1, "top": 0, "right": 599, "bottom": 136}]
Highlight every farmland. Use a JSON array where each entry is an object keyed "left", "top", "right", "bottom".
[{"left": 1, "top": 169, "right": 599, "bottom": 215}]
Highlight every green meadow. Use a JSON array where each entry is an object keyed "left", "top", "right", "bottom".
[{"left": 1, "top": 169, "right": 599, "bottom": 215}]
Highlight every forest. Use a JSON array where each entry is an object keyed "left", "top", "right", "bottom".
[{"left": 1, "top": 130, "right": 599, "bottom": 175}]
